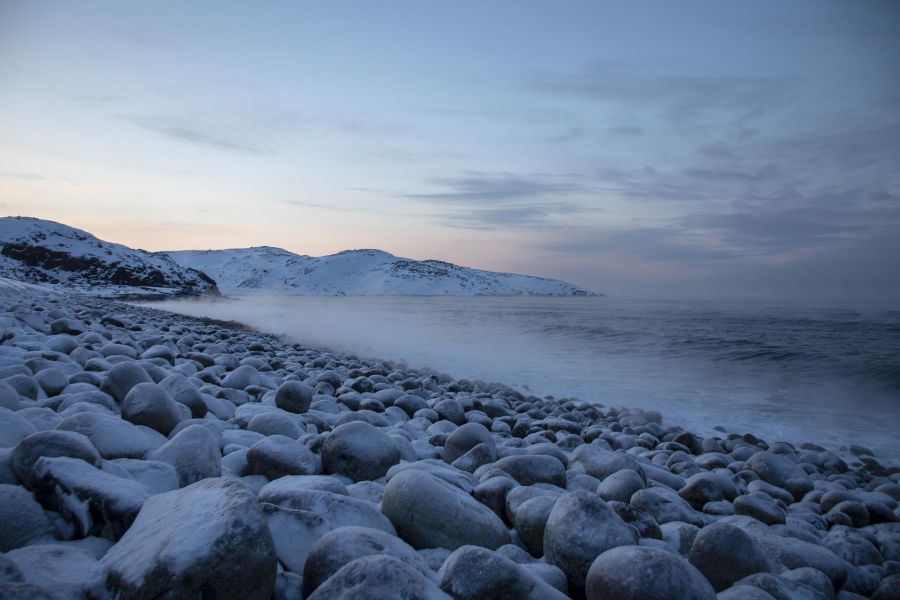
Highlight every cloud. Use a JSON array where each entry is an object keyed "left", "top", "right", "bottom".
[
  {"left": 524, "top": 62, "right": 797, "bottom": 124},
  {"left": 402, "top": 171, "right": 597, "bottom": 229},
  {"left": 123, "top": 114, "right": 276, "bottom": 156},
  {"left": 606, "top": 125, "right": 643, "bottom": 136}
]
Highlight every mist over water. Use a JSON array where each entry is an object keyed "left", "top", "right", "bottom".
[{"left": 149, "top": 295, "right": 900, "bottom": 459}]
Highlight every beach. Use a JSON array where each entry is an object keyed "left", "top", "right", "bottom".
[{"left": 1, "top": 281, "right": 898, "bottom": 598}]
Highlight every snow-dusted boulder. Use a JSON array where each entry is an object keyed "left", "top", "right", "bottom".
[{"left": 102, "top": 477, "right": 276, "bottom": 599}]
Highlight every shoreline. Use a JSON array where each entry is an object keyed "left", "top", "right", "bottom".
[{"left": 1, "top": 283, "right": 898, "bottom": 598}]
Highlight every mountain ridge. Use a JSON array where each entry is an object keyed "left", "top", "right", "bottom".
[
  {"left": 166, "top": 246, "right": 595, "bottom": 296},
  {"left": 0, "top": 217, "right": 218, "bottom": 298},
  {"left": 0, "top": 217, "right": 596, "bottom": 297}
]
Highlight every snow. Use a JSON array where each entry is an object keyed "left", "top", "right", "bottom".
[
  {"left": 0, "top": 217, "right": 217, "bottom": 297},
  {"left": 166, "top": 246, "right": 594, "bottom": 296}
]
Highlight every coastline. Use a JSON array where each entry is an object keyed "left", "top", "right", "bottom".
[{"left": 1, "top": 283, "right": 898, "bottom": 598}]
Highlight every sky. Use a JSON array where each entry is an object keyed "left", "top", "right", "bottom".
[{"left": 1, "top": 0, "right": 899, "bottom": 301}]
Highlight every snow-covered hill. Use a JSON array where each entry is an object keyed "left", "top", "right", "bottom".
[
  {"left": 166, "top": 247, "right": 594, "bottom": 296},
  {"left": 0, "top": 217, "right": 218, "bottom": 298}
]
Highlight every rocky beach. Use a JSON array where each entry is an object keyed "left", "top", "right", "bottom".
[{"left": 1, "top": 279, "right": 899, "bottom": 600}]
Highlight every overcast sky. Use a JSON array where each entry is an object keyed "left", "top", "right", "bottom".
[{"left": 1, "top": 1, "right": 898, "bottom": 301}]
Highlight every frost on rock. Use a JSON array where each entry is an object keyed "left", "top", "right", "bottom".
[{"left": 102, "top": 477, "right": 276, "bottom": 600}]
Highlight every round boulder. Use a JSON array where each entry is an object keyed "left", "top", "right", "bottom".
[
  {"left": 586, "top": 545, "right": 716, "bottom": 600},
  {"left": 322, "top": 422, "right": 400, "bottom": 482},
  {"left": 121, "top": 383, "right": 182, "bottom": 436},
  {"left": 246, "top": 435, "right": 317, "bottom": 479},
  {"left": 274, "top": 381, "right": 313, "bottom": 414},
  {"left": 543, "top": 490, "right": 638, "bottom": 595},
  {"left": 382, "top": 468, "right": 510, "bottom": 551}
]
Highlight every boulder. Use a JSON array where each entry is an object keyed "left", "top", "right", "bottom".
[
  {"left": 0, "top": 484, "right": 56, "bottom": 552},
  {"left": 102, "top": 478, "right": 276, "bottom": 599},
  {"left": 246, "top": 435, "right": 318, "bottom": 479},
  {"left": 274, "top": 380, "right": 313, "bottom": 414},
  {"left": 147, "top": 424, "right": 221, "bottom": 486},
  {"left": 322, "top": 421, "right": 401, "bottom": 482},
  {"left": 261, "top": 488, "right": 395, "bottom": 574},
  {"left": 30, "top": 456, "right": 148, "bottom": 539},
  {"left": 11, "top": 430, "right": 100, "bottom": 487},
  {"left": 585, "top": 545, "right": 716, "bottom": 600},
  {"left": 438, "top": 545, "right": 569, "bottom": 599},
  {"left": 443, "top": 423, "right": 495, "bottom": 464},
  {"left": 302, "top": 526, "right": 431, "bottom": 597},
  {"left": 5, "top": 545, "right": 106, "bottom": 600},
  {"left": 56, "top": 412, "right": 151, "bottom": 459},
  {"left": 543, "top": 491, "right": 638, "bottom": 594},
  {"left": 382, "top": 468, "right": 510, "bottom": 550},
  {"left": 307, "top": 555, "right": 450, "bottom": 600},
  {"left": 121, "top": 383, "right": 182, "bottom": 436},
  {"left": 688, "top": 521, "right": 772, "bottom": 591}
]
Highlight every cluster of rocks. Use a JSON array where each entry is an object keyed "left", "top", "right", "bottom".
[{"left": 0, "top": 284, "right": 898, "bottom": 599}]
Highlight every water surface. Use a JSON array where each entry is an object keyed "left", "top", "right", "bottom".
[{"left": 150, "top": 295, "right": 900, "bottom": 459}]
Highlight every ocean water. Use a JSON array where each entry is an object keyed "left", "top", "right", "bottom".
[{"left": 150, "top": 295, "right": 900, "bottom": 459}]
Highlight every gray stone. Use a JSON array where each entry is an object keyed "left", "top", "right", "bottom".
[
  {"left": 443, "top": 422, "right": 495, "bottom": 464},
  {"left": 275, "top": 380, "right": 313, "bottom": 414},
  {"left": 105, "top": 362, "right": 153, "bottom": 403},
  {"left": 688, "top": 521, "right": 772, "bottom": 591},
  {"left": 147, "top": 424, "right": 221, "bottom": 486},
  {"left": 246, "top": 435, "right": 317, "bottom": 479},
  {"left": 307, "top": 555, "right": 450, "bottom": 600},
  {"left": 543, "top": 491, "right": 638, "bottom": 594},
  {"left": 382, "top": 468, "right": 510, "bottom": 550},
  {"left": 438, "top": 545, "right": 569, "bottom": 600},
  {"left": 30, "top": 456, "right": 148, "bottom": 539},
  {"left": 11, "top": 430, "right": 100, "bottom": 487},
  {"left": 515, "top": 495, "right": 558, "bottom": 557},
  {"left": 103, "top": 478, "right": 276, "bottom": 600},
  {"left": 494, "top": 454, "right": 567, "bottom": 487},
  {"left": 56, "top": 412, "right": 151, "bottom": 459},
  {"left": 322, "top": 421, "right": 400, "bottom": 482},
  {"left": 596, "top": 468, "right": 646, "bottom": 502},
  {"left": 302, "top": 526, "right": 432, "bottom": 597},
  {"left": 586, "top": 545, "right": 716, "bottom": 600},
  {"left": 121, "top": 382, "right": 182, "bottom": 436},
  {"left": 5, "top": 544, "right": 106, "bottom": 600},
  {"left": 0, "top": 484, "right": 56, "bottom": 552},
  {"left": 261, "top": 490, "right": 395, "bottom": 574}
]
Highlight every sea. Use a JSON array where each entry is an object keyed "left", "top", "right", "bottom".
[{"left": 149, "top": 295, "right": 900, "bottom": 460}]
